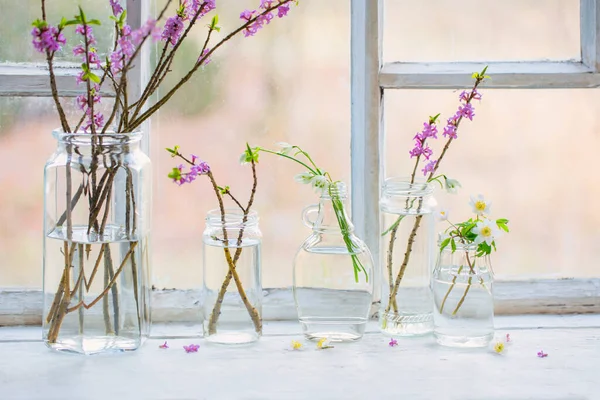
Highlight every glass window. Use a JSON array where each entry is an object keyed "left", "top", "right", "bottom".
[
  {"left": 151, "top": 0, "right": 351, "bottom": 289},
  {"left": 384, "top": 88, "right": 600, "bottom": 279},
  {"left": 0, "top": 96, "right": 115, "bottom": 287},
  {"left": 383, "top": 0, "right": 580, "bottom": 62}
]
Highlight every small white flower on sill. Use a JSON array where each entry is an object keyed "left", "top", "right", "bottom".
[{"left": 437, "top": 208, "right": 450, "bottom": 221}]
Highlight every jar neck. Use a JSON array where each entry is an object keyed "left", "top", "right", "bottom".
[
  {"left": 54, "top": 131, "right": 143, "bottom": 156},
  {"left": 313, "top": 194, "right": 354, "bottom": 234},
  {"left": 381, "top": 177, "right": 434, "bottom": 214},
  {"left": 206, "top": 209, "right": 259, "bottom": 230}
]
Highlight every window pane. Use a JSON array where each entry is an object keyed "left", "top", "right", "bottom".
[
  {"left": 0, "top": 96, "right": 115, "bottom": 288},
  {"left": 384, "top": 88, "right": 600, "bottom": 279},
  {"left": 0, "top": 0, "right": 115, "bottom": 63},
  {"left": 383, "top": 0, "right": 580, "bottom": 63},
  {"left": 149, "top": 0, "right": 351, "bottom": 289}
]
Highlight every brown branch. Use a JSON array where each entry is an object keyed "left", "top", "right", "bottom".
[
  {"left": 67, "top": 242, "right": 137, "bottom": 313},
  {"left": 208, "top": 158, "right": 260, "bottom": 334},
  {"left": 127, "top": 0, "right": 296, "bottom": 131}
]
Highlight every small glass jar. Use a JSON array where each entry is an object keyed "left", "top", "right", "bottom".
[
  {"left": 379, "top": 178, "right": 436, "bottom": 336},
  {"left": 202, "top": 209, "right": 262, "bottom": 345},
  {"left": 43, "top": 131, "right": 151, "bottom": 354},
  {"left": 293, "top": 182, "right": 374, "bottom": 342},
  {"left": 432, "top": 239, "right": 494, "bottom": 347}
]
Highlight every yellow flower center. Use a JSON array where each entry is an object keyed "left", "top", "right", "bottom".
[
  {"left": 475, "top": 201, "right": 486, "bottom": 211},
  {"left": 480, "top": 226, "right": 492, "bottom": 237}
]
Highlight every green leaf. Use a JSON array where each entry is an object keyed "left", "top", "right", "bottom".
[
  {"left": 81, "top": 63, "right": 89, "bottom": 72},
  {"left": 497, "top": 222, "right": 509, "bottom": 233},
  {"left": 166, "top": 146, "right": 180, "bottom": 156},
  {"left": 241, "top": 143, "right": 260, "bottom": 164},
  {"left": 450, "top": 238, "right": 457, "bottom": 253},
  {"left": 119, "top": 9, "right": 127, "bottom": 24},
  {"left": 32, "top": 19, "right": 48, "bottom": 29},
  {"left": 381, "top": 215, "right": 404, "bottom": 236},
  {"left": 492, "top": 241, "right": 497, "bottom": 251},
  {"left": 480, "top": 66, "right": 488, "bottom": 76},
  {"left": 496, "top": 218, "right": 509, "bottom": 224},
  {"left": 429, "top": 113, "right": 441, "bottom": 124},
  {"left": 218, "top": 185, "right": 230, "bottom": 195},
  {"left": 63, "top": 19, "right": 80, "bottom": 27},
  {"left": 78, "top": 6, "right": 86, "bottom": 24},
  {"left": 87, "top": 19, "right": 102, "bottom": 26},
  {"left": 167, "top": 167, "right": 182, "bottom": 181},
  {"left": 439, "top": 238, "right": 451, "bottom": 252},
  {"left": 88, "top": 73, "right": 101, "bottom": 84}
]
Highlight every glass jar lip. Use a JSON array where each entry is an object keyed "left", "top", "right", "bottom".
[
  {"left": 437, "top": 233, "right": 478, "bottom": 251},
  {"left": 206, "top": 208, "right": 259, "bottom": 227},
  {"left": 52, "top": 129, "right": 143, "bottom": 145},
  {"left": 383, "top": 177, "right": 434, "bottom": 196}
]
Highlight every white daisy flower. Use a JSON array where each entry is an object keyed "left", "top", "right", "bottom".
[
  {"left": 469, "top": 194, "right": 492, "bottom": 216},
  {"left": 444, "top": 177, "right": 462, "bottom": 194},
  {"left": 472, "top": 219, "right": 501, "bottom": 246}
]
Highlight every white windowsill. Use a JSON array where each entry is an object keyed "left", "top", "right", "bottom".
[{"left": 1, "top": 315, "right": 599, "bottom": 399}]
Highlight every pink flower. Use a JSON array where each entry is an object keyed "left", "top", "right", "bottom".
[
  {"left": 389, "top": 338, "right": 398, "bottom": 347},
  {"left": 159, "top": 341, "right": 169, "bottom": 349},
  {"left": 132, "top": 19, "right": 160, "bottom": 46},
  {"left": 443, "top": 123, "right": 457, "bottom": 139},
  {"left": 76, "top": 95, "right": 87, "bottom": 111},
  {"left": 457, "top": 103, "right": 475, "bottom": 121},
  {"left": 186, "top": 0, "right": 216, "bottom": 19},
  {"left": 260, "top": 0, "right": 275, "bottom": 9},
  {"left": 183, "top": 344, "right": 200, "bottom": 353},
  {"left": 198, "top": 48, "right": 211, "bottom": 65},
  {"left": 161, "top": 15, "right": 185, "bottom": 46},
  {"left": 537, "top": 350, "right": 548, "bottom": 358},
  {"left": 277, "top": 3, "right": 290, "bottom": 17},
  {"left": 76, "top": 71, "right": 86, "bottom": 85},
  {"left": 420, "top": 122, "right": 438, "bottom": 139},
  {"left": 240, "top": 9, "right": 255, "bottom": 20},
  {"left": 75, "top": 25, "right": 96, "bottom": 45},
  {"left": 72, "top": 45, "right": 85, "bottom": 56},
  {"left": 110, "top": 0, "right": 124, "bottom": 16},
  {"left": 422, "top": 159, "right": 437, "bottom": 176},
  {"left": 505, "top": 334, "right": 511, "bottom": 343},
  {"left": 409, "top": 139, "right": 432, "bottom": 160},
  {"left": 31, "top": 25, "right": 66, "bottom": 53}
]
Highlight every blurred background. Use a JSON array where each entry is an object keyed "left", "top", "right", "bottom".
[{"left": 0, "top": 0, "right": 597, "bottom": 290}]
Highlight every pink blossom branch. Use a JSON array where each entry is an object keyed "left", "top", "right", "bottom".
[{"left": 127, "top": 0, "right": 296, "bottom": 132}]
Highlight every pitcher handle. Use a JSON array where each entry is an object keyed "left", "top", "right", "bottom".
[{"left": 301, "top": 204, "right": 320, "bottom": 228}]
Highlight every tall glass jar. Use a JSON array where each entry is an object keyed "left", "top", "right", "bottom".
[
  {"left": 43, "top": 131, "right": 151, "bottom": 354},
  {"left": 379, "top": 178, "right": 436, "bottom": 336},
  {"left": 202, "top": 209, "right": 262, "bottom": 345},
  {"left": 433, "top": 240, "right": 494, "bottom": 347},
  {"left": 294, "top": 182, "right": 374, "bottom": 342}
]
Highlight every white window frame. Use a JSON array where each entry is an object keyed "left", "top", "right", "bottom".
[
  {"left": 0, "top": 1, "right": 598, "bottom": 327},
  {"left": 350, "top": 0, "right": 600, "bottom": 309}
]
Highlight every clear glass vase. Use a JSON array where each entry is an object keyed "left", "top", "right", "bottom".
[
  {"left": 293, "top": 182, "right": 374, "bottom": 342},
  {"left": 43, "top": 131, "right": 151, "bottom": 354},
  {"left": 433, "top": 240, "right": 494, "bottom": 347},
  {"left": 379, "top": 178, "right": 436, "bottom": 336},
  {"left": 202, "top": 209, "right": 262, "bottom": 345}
]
